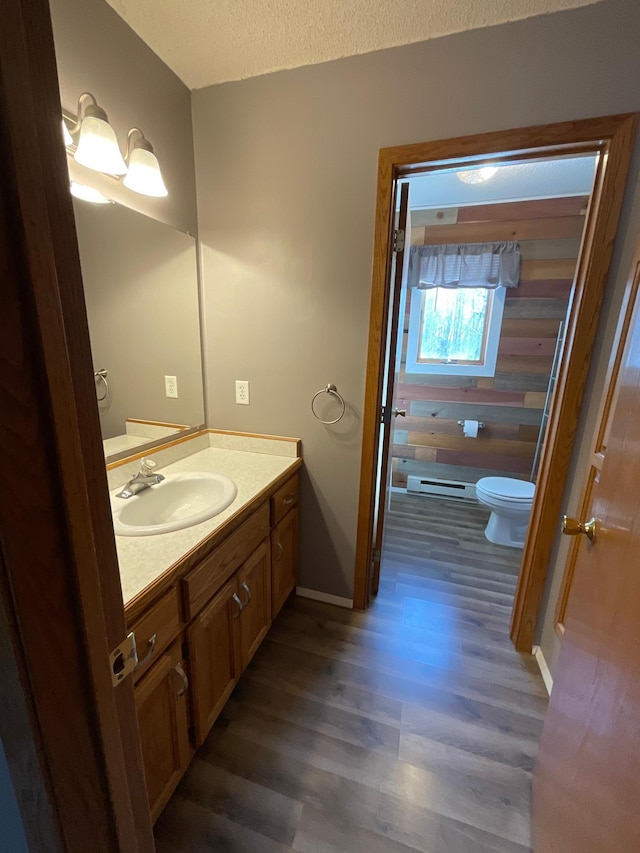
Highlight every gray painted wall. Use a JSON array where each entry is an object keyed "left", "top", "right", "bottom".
[
  {"left": 50, "top": 0, "right": 197, "bottom": 235},
  {"left": 73, "top": 198, "right": 204, "bottom": 438},
  {"left": 193, "top": 0, "right": 640, "bottom": 670}
]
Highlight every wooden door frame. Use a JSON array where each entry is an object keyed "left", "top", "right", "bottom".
[
  {"left": 353, "top": 114, "right": 637, "bottom": 654},
  {"left": 0, "top": 0, "right": 154, "bottom": 849}
]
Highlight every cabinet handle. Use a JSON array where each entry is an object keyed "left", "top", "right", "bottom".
[
  {"left": 241, "top": 581, "right": 252, "bottom": 606},
  {"left": 282, "top": 496, "right": 294, "bottom": 507},
  {"left": 136, "top": 633, "right": 157, "bottom": 668},
  {"left": 275, "top": 541, "right": 284, "bottom": 561},
  {"left": 173, "top": 662, "right": 189, "bottom": 698},
  {"left": 232, "top": 592, "right": 244, "bottom": 617}
]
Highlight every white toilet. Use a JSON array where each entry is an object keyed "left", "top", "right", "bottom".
[{"left": 475, "top": 477, "right": 535, "bottom": 548}]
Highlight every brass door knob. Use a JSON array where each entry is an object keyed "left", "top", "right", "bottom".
[
  {"left": 393, "top": 408, "right": 406, "bottom": 418},
  {"left": 562, "top": 515, "right": 597, "bottom": 542}
]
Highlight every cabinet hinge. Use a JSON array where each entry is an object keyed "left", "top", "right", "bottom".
[
  {"left": 372, "top": 547, "right": 382, "bottom": 565},
  {"left": 393, "top": 228, "right": 405, "bottom": 254},
  {"left": 109, "top": 631, "right": 138, "bottom": 686}
]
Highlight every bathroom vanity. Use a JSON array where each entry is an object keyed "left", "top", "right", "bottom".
[{"left": 111, "top": 430, "right": 301, "bottom": 821}]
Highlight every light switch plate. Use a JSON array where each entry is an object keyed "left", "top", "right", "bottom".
[
  {"left": 165, "top": 375, "right": 178, "bottom": 398},
  {"left": 235, "top": 380, "right": 249, "bottom": 405}
]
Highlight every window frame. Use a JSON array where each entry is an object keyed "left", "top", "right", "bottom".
[{"left": 405, "top": 284, "right": 506, "bottom": 377}]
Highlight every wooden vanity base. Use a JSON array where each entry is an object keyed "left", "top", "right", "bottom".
[{"left": 125, "top": 468, "right": 300, "bottom": 821}]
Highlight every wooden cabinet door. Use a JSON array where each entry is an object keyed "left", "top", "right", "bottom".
[
  {"left": 271, "top": 507, "right": 298, "bottom": 618},
  {"left": 187, "top": 578, "right": 239, "bottom": 746},
  {"left": 135, "top": 640, "right": 191, "bottom": 823},
  {"left": 237, "top": 541, "right": 271, "bottom": 670}
]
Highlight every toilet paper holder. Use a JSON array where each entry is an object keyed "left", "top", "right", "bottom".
[{"left": 457, "top": 420, "right": 485, "bottom": 430}]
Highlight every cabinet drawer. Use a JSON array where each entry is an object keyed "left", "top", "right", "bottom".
[
  {"left": 130, "top": 588, "right": 181, "bottom": 683},
  {"left": 270, "top": 475, "right": 299, "bottom": 526},
  {"left": 183, "top": 502, "right": 270, "bottom": 620}
]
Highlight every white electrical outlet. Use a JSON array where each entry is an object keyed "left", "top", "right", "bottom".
[
  {"left": 235, "top": 380, "right": 250, "bottom": 405},
  {"left": 165, "top": 375, "right": 178, "bottom": 398}
]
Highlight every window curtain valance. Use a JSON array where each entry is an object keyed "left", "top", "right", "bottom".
[{"left": 408, "top": 241, "right": 521, "bottom": 290}]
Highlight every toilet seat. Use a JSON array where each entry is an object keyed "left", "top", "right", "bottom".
[{"left": 476, "top": 477, "right": 535, "bottom": 501}]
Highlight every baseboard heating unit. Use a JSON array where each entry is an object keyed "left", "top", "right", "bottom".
[{"left": 407, "top": 475, "right": 477, "bottom": 501}]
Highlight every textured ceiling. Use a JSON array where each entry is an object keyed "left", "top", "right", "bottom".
[{"left": 104, "top": 0, "right": 606, "bottom": 90}]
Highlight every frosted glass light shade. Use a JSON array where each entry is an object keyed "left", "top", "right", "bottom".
[
  {"left": 74, "top": 115, "right": 127, "bottom": 175},
  {"left": 123, "top": 146, "right": 168, "bottom": 197},
  {"left": 70, "top": 182, "right": 111, "bottom": 204},
  {"left": 62, "top": 119, "right": 73, "bottom": 147}
]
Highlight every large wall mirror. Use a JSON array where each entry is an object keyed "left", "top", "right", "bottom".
[{"left": 73, "top": 198, "right": 205, "bottom": 462}]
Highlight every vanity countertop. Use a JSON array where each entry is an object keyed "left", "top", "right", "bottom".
[{"left": 112, "top": 444, "right": 300, "bottom": 607}]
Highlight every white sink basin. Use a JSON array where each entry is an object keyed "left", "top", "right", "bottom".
[{"left": 112, "top": 472, "right": 237, "bottom": 536}]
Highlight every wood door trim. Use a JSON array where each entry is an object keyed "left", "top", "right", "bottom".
[
  {"left": 353, "top": 115, "right": 638, "bottom": 649},
  {"left": 0, "top": 0, "right": 154, "bottom": 848},
  {"left": 354, "top": 149, "right": 396, "bottom": 609},
  {"left": 511, "top": 115, "right": 637, "bottom": 650},
  {"left": 554, "top": 250, "right": 640, "bottom": 633}
]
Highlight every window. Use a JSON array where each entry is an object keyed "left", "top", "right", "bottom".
[{"left": 406, "top": 285, "right": 505, "bottom": 376}]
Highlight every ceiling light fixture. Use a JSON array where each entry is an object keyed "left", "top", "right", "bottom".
[
  {"left": 69, "top": 182, "right": 112, "bottom": 204},
  {"left": 66, "top": 92, "right": 127, "bottom": 175},
  {"left": 122, "top": 128, "right": 168, "bottom": 197},
  {"left": 457, "top": 166, "right": 499, "bottom": 185}
]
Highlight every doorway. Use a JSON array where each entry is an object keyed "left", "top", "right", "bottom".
[
  {"left": 353, "top": 115, "right": 637, "bottom": 655},
  {"left": 377, "top": 155, "right": 596, "bottom": 625}
]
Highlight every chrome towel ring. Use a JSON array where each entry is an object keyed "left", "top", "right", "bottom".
[
  {"left": 311, "top": 383, "right": 346, "bottom": 424},
  {"left": 94, "top": 368, "right": 109, "bottom": 402}
]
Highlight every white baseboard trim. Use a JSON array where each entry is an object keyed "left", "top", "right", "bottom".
[
  {"left": 532, "top": 645, "right": 554, "bottom": 696},
  {"left": 296, "top": 587, "right": 353, "bottom": 609}
]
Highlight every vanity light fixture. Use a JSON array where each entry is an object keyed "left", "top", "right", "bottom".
[
  {"left": 122, "top": 128, "right": 168, "bottom": 197},
  {"left": 67, "top": 92, "right": 127, "bottom": 175},
  {"left": 70, "top": 181, "right": 112, "bottom": 204},
  {"left": 456, "top": 166, "right": 499, "bottom": 185},
  {"left": 62, "top": 93, "right": 168, "bottom": 198}
]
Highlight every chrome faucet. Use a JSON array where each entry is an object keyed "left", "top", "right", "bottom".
[{"left": 115, "top": 458, "right": 165, "bottom": 499}]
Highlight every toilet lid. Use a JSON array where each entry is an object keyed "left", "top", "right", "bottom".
[{"left": 477, "top": 477, "right": 535, "bottom": 500}]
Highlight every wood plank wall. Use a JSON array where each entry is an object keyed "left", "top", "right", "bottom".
[{"left": 392, "top": 196, "right": 587, "bottom": 488}]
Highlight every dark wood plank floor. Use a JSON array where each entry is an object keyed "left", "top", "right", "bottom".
[{"left": 154, "top": 493, "right": 547, "bottom": 852}]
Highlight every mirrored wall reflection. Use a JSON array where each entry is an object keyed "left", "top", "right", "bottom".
[{"left": 72, "top": 198, "right": 205, "bottom": 462}]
